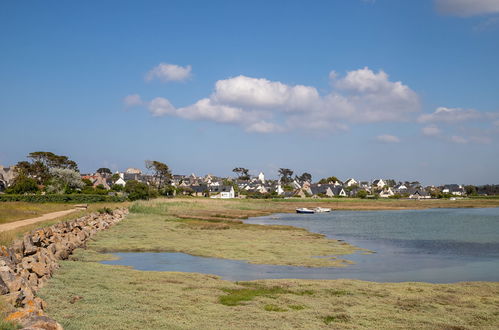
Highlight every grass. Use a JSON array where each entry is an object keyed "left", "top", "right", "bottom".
[
  {"left": 0, "top": 202, "right": 129, "bottom": 247},
  {"left": 0, "top": 202, "right": 74, "bottom": 224},
  {"left": 87, "top": 200, "right": 362, "bottom": 267},
  {"left": 37, "top": 249, "right": 499, "bottom": 329},
  {"left": 25, "top": 198, "right": 499, "bottom": 329}
]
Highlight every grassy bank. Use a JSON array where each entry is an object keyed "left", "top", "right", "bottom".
[
  {"left": 32, "top": 198, "right": 499, "bottom": 328},
  {"left": 88, "top": 200, "right": 362, "bottom": 267},
  {"left": 39, "top": 249, "right": 499, "bottom": 329},
  {"left": 0, "top": 202, "right": 74, "bottom": 224},
  {"left": 0, "top": 202, "right": 129, "bottom": 247}
]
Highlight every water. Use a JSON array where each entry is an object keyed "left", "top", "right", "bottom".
[{"left": 102, "top": 208, "right": 499, "bottom": 283}]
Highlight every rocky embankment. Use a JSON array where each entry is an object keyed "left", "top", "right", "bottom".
[{"left": 0, "top": 208, "right": 128, "bottom": 329}]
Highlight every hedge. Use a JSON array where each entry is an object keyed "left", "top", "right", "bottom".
[{"left": 0, "top": 194, "right": 126, "bottom": 203}]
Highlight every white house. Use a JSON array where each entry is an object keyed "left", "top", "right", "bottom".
[
  {"left": 344, "top": 178, "right": 358, "bottom": 187},
  {"left": 114, "top": 177, "right": 126, "bottom": 186},
  {"left": 372, "top": 179, "right": 386, "bottom": 188},
  {"left": 258, "top": 172, "right": 265, "bottom": 183},
  {"left": 379, "top": 187, "right": 395, "bottom": 198},
  {"left": 210, "top": 186, "right": 235, "bottom": 199}
]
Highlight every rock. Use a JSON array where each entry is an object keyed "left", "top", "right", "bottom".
[
  {"left": 20, "top": 314, "right": 63, "bottom": 330},
  {"left": 12, "top": 239, "right": 24, "bottom": 255},
  {"left": 0, "top": 276, "right": 10, "bottom": 294},
  {"left": 30, "top": 263, "right": 48, "bottom": 278},
  {"left": 0, "top": 265, "right": 21, "bottom": 292},
  {"left": 23, "top": 235, "right": 37, "bottom": 256}
]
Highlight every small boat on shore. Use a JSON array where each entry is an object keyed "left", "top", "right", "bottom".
[
  {"left": 296, "top": 207, "right": 332, "bottom": 214},
  {"left": 296, "top": 208, "right": 315, "bottom": 214}
]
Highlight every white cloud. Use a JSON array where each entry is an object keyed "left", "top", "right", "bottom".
[
  {"left": 450, "top": 135, "right": 468, "bottom": 144},
  {"left": 148, "top": 97, "right": 176, "bottom": 117},
  {"left": 418, "top": 107, "right": 484, "bottom": 123},
  {"left": 123, "top": 94, "right": 143, "bottom": 107},
  {"left": 146, "top": 63, "right": 192, "bottom": 82},
  {"left": 134, "top": 67, "right": 420, "bottom": 134},
  {"left": 332, "top": 67, "right": 420, "bottom": 122},
  {"left": 422, "top": 125, "right": 441, "bottom": 136},
  {"left": 436, "top": 0, "right": 499, "bottom": 16},
  {"left": 376, "top": 134, "right": 401, "bottom": 143}
]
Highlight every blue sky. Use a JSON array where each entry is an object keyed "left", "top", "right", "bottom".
[{"left": 1, "top": 0, "right": 498, "bottom": 185}]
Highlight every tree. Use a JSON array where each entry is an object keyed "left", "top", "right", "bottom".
[
  {"left": 46, "top": 168, "right": 84, "bottom": 194},
  {"left": 97, "top": 168, "right": 112, "bottom": 175},
  {"left": 356, "top": 190, "right": 368, "bottom": 199},
  {"left": 232, "top": 167, "right": 250, "bottom": 181},
  {"left": 125, "top": 180, "right": 150, "bottom": 201},
  {"left": 28, "top": 151, "right": 78, "bottom": 171},
  {"left": 318, "top": 176, "right": 341, "bottom": 184},
  {"left": 145, "top": 160, "right": 172, "bottom": 189},
  {"left": 278, "top": 168, "right": 294, "bottom": 183},
  {"left": 464, "top": 185, "right": 477, "bottom": 196},
  {"left": 5, "top": 175, "right": 39, "bottom": 194},
  {"left": 296, "top": 172, "right": 312, "bottom": 183}
]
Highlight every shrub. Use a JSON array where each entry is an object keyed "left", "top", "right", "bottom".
[
  {"left": 5, "top": 175, "right": 39, "bottom": 194},
  {"left": 0, "top": 194, "right": 126, "bottom": 203},
  {"left": 125, "top": 180, "right": 151, "bottom": 201}
]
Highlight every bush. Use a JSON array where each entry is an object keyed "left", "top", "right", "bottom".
[
  {"left": 97, "top": 207, "right": 113, "bottom": 215},
  {"left": 0, "top": 194, "right": 126, "bottom": 203},
  {"left": 5, "top": 175, "right": 39, "bottom": 194},
  {"left": 125, "top": 180, "right": 151, "bottom": 201}
]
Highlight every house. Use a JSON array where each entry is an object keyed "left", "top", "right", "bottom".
[
  {"left": 442, "top": 184, "right": 465, "bottom": 196},
  {"left": 308, "top": 184, "right": 334, "bottom": 198},
  {"left": 258, "top": 172, "right": 265, "bottom": 183},
  {"left": 210, "top": 185, "right": 235, "bottom": 199},
  {"left": 408, "top": 188, "right": 431, "bottom": 199},
  {"left": 344, "top": 178, "right": 358, "bottom": 187},
  {"left": 331, "top": 186, "right": 347, "bottom": 197},
  {"left": 114, "top": 177, "right": 126, "bottom": 187},
  {"left": 372, "top": 179, "right": 386, "bottom": 189},
  {"left": 125, "top": 168, "right": 142, "bottom": 175},
  {"left": 379, "top": 187, "right": 395, "bottom": 198}
]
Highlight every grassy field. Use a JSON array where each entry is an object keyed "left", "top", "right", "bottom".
[
  {"left": 0, "top": 202, "right": 129, "bottom": 247},
  {"left": 32, "top": 198, "right": 499, "bottom": 329},
  {"left": 88, "top": 199, "right": 363, "bottom": 267},
  {"left": 39, "top": 249, "right": 499, "bottom": 329},
  {"left": 0, "top": 202, "right": 74, "bottom": 224}
]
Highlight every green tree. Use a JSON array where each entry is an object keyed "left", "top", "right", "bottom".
[
  {"left": 278, "top": 168, "right": 294, "bottom": 183},
  {"left": 5, "top": 175, "right": 39, "bottom": 194},
  {"left": 97, "top": 168, "right": 112, "bottom": 175},
  {"left": 318, "top": 176, "right": 341, "bottom": 184},
  {"left": 296, "top": 172, "right": 312, "bottom": 183},
  {"left": 145, "top": 160, "right": 172, "bottom": 189},
  {"left": 125, "top": 180, "right": 150, "bottom": 201},
  {"left": 232, "top": 167, "right": 250, "bottom": 181},
  {"left": 46, "top": 168, "right": 84, "bottom": 194},
  {"left": 356, "top": 190, "right": 368, "bottom": 199}
]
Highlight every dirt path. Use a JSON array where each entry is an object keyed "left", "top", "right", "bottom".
[{"left": 0, "top": 209, "right": 78, "bottom": 232}]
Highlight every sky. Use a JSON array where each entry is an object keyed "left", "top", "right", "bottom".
[{"left": 1, "top": 0, "right": 498, "bottom": 185}]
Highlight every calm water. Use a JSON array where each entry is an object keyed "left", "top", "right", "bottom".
[{"left": 102, "top": 208, "right": 499, "bottom": 283}]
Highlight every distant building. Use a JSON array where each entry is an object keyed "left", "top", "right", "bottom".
[
  {"left": 125, "top": 168, "right": 142, "bottom": 175},
  {"left": 258, "top": 172, "right": 265, "bottom": 183}
]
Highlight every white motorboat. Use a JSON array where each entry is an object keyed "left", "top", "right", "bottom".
[
  {"left": 314, "top": 207, "right": 331, "bottom": 213},
  {"left": 296, "top": 208, "right": 315, "bottom": 214}
]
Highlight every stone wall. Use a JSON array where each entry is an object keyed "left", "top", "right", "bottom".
[{"left": 0, "top": 208, "right": 128, "bottom": 329}]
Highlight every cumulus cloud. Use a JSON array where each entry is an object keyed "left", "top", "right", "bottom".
[
  {"left": 123, "top": 94, "right": 143, "bottom": 107},
  {"left": 436, "top": 0, "right": 499, "bottom": 17},
  {"left": 146, "top": 63, "right": 192, "bottom": 82},
  {"left": 422, "top": 125, "right": 442, "bottom": 136},
  {"left": 132, "top": 67, "right": 420, "bottom": 133},
  {"left": 418, "top": 107, "right": 485, "bottom": 123},
  {"left": 376, "top": 134, "right": 401, "bottom": 143}
]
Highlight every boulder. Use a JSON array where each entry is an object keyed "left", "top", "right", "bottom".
[
  {"left": 20, "top": 314, "right": 63, "bottom": 330},
  {"left": 23, "top": 236, "right": 37, "bottom": 256},
  {"left": 0, "top": 265, "right": 21, "bottom": 292}
]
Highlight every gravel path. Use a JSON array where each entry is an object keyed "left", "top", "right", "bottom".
[{"left": 0, "top": 209, "right": 78, "bottom": 232}]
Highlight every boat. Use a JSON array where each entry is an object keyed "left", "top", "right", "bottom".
[
  {"left": 296, "top": 208, "right": 315, "bottom": 214},
  {"left": 314, "top": 207, "right": 331, "bottom": 213}
]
